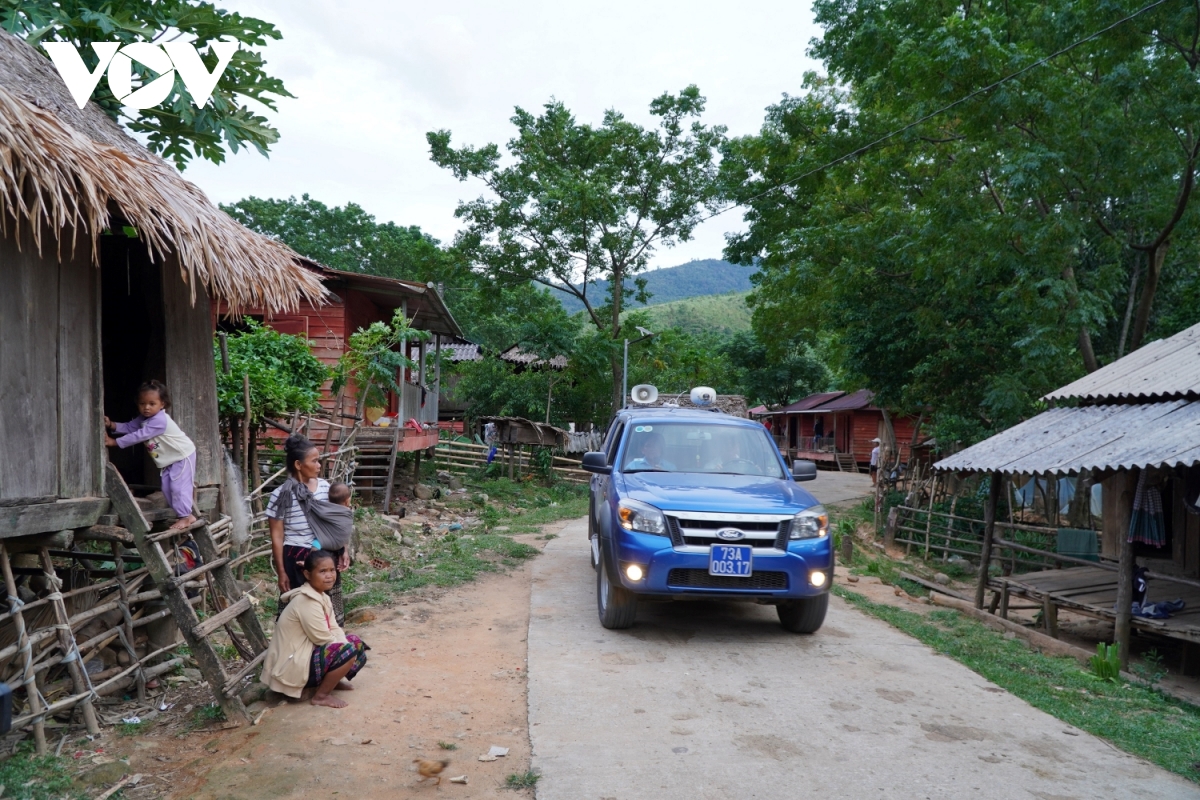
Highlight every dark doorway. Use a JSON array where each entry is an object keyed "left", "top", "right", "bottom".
[{"left": 100, "top": 234, "right": 165, "bottom": 487}]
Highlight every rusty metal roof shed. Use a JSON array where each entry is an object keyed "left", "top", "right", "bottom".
[
  {"left": 761, "top": 391, "right": 845, "bottom": 415},
  {"left": 934, "top": 400, "right": 1200, "bottom": 476},
  {"left": 807, "top": 388, "right": 876, "bottom": 413},
  {"left": 1044, "top": 321, "right": 1200, "bottom": 404}
]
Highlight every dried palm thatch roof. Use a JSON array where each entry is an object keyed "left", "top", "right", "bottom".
[{"left": 0, "top": 30, "right": 324, "bottom": 312}]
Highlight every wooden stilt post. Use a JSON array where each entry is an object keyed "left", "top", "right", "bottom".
[
  {"left": 0, "top": 544, "right": 47, "bottom": 753},
  {"left": 38, "top": 548, "right": 100, "bottom": 734},
  {"left": 975, "top": 472, "right": 1002, "bottom": 609},
  {"left": 111, "top": 541, "right": 146, "bottom": 701},
  {"left": 383, "top": 422, "right": 402, "bottom": 514}
]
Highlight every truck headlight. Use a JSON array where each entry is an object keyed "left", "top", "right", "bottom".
[
  {"left": 617, "top": 499, "right": 667, "bottom": 536},
  {"left": 791, "top": 505, "right": 829, "bottom": 539}
]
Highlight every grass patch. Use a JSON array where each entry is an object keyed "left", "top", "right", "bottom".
[
  {"left": 834, "top": 585, "right": 1200, "bottom": 782},
  {"left": 193, "top": 703, "right": 226, "bottom": 726},
  {"left": 117, "top": 718, "right": 155, "bottom": 736},
  {"left": 437, "top": 741, "right": 457, "bottom": 750},
  {"left": 504, "top": 770, "right": 541, "bottom": 789},
  {"left": 0, "top": 747, "right": 82, "bottom": 799}
]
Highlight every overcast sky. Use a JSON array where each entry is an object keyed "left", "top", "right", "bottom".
[{"left": 185, "top": 1, "right": 823, "bottom": 270}]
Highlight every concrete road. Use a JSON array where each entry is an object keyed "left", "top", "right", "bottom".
[
  {"left": 527, "top": 519, "right": 1196, "bottom": 799},
  {"left": 803, "top": 470, "right": 874, "bottom": 507}
]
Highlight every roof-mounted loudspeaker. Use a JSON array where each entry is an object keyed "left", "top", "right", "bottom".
[
  {"left": 630, "top": 384, "right": 658, "bottom": 405},
  {"left": 690, "top": 386, "right": 717, "bottom": 406}
]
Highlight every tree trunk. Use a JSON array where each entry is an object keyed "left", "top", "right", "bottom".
[
  {"left": 610, "top": 264, "right": 625, "bottom": 416},
  {"left": 1117, "top": 261, "right": 1141, "bottom": 358},
  {"left": 1067, "top": 469, "right": 1093, "bottom": 528},
  {"left": 229, "top": 417, "right": 243, "bottom": 475},
  {"left": 1129, "top": 243, "right": 1168, "bottom": 352}
]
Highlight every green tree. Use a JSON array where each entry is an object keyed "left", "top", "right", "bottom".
[
  {"left": 2, "top": 0, "right": 292, "bottom": 169},
  {"left": 222, "top": 194, "right": 467, "bottom": 285},
  {"left": 723, "top": 1, "right": 1200, "bottom": 445},
  {"left": 332, "top": 308, "right": 428, "bottom": 413},
  {"left": 720, "top": 331, "right": 831, "bottom": 408},
  {"left": 428, "top": 86, "right": 726, "bottom": 414},
  {"left": 214, "top": 320, "right": 329, "bottom": 477}
]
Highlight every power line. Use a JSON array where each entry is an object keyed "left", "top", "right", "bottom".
[{"left": 705, "top": 0, "right": 1174, "bottom": 222}]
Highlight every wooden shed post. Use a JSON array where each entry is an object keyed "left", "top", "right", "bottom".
[
  {"left": 975, "top": 472, "right": 1002, "bottom": 609},
  {"left": 1114, "top": 473, "right": 1137, "bottom": 670}
]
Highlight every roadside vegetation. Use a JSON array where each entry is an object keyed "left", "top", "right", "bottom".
[
  {"left": 835, "top": 588, "right": 1200, "bottom": 783},
  {"left": 829, "top": 501, "right": 1200, "bottom": 783}
]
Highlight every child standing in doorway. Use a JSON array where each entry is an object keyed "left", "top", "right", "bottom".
[{"left": 104, "top": 380, "right": 198, "bottom": 530}]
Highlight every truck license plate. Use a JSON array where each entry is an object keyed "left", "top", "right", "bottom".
[{"left": 709, "top": 544, "right": 752, "bottom": 577}]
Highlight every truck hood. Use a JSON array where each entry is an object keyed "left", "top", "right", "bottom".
[{"left": 618, "top": 471, "right": 819, "bottom": 515}]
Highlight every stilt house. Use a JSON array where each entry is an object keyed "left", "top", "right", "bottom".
[
  {"left": 0, "top": 30, "right": 324, "bottom": 740},
  {"left": 760, "top": 390, "right": 920, "bottom": 471}
]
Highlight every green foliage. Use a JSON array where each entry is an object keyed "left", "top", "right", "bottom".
[
  {"left": 724, "top": 1, "right": 1200, "bottom": 445},
  {"left": 214, "top": 320, "right": 329, "bottom": 423},
  {"left": 505, "top": 771, "right": 541, "bottom": 790},
  {"left": 719, "top": 330, "right": 831, "bottom": 407},
  {"left": 631, "top": 291, "right": 753, "bottom": 337},
  {"left": 1090, "top": 642, "right": 1122, "bottom": 683},
  {"left": 437, "top": 741, "right": 458, "bottom": 751},
  {"left": 221, "top": 194, "right": 468, "bottom": 287},
  {"left": 429, "top": 86, "right": 727, "bottom": 414},
  {"left": 333, "top": 308, "right": 428, "bottom": 409},
  {"left": 2, "top": 0, "right": 292, "bottom": 169},
  {"left": 0, "top": 747, "right": 81, "bottom": 799},
  {"left": 558, "top": 259, "right": 755, "bottom": 315},
  {"left": 837, "top": 588, "right": 1200, "bottom": 782}
]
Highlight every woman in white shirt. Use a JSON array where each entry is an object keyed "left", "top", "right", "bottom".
[{"left": 267, "top": 435, "right": 349, "bottom": 620}]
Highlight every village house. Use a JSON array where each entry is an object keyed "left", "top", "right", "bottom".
[
  {"left": 758, "top": 390, "right": 921, "bottom": 472},
  {"left": 934, "top": 321, "right": 1200, "bottom": 671},
  {"left": 0, "top": 29, "right": 322, "bottom": 740},
  {"left": 215, "top": 262, "right": 463, "bottom": 452}
]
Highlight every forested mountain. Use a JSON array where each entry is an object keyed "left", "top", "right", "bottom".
[
  {"left": 556, "top": 259, "right": 754, "bottom": 314},
  {"left": 627, "top": 291, "right": 752, "bottom": 337}
]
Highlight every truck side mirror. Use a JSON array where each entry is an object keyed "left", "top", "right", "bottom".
[
  {"left": 581, "top": 451, "right": 612, "bottom": 475},
  {"left": 792, "top": 459, "right": 817, "bottom": 482}
]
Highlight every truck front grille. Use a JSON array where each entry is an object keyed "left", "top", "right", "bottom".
[
  {"left": 667, "top": 516, "right": 790, "bottom": 549},
  {"left": 666, "top": 569, "right": 789, "bottom": 590}
]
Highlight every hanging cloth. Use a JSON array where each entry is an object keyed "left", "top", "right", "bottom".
[{"left": 1128, "top": 470, "right": 1167, "bottom": 547}]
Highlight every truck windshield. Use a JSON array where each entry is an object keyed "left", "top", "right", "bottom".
[{"left": 621, "top": 422, "right": 785, "bottom": 478}]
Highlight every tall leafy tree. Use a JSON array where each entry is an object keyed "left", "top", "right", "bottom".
[
  {"left": 2, "top": 0, "right": 291, "bottom": 168},
  {"left": 723, "top": 1, "right": 1200, "bottom": 444},
  {"left": 428, "top": 86, "right": 726, "bottom": 414}
]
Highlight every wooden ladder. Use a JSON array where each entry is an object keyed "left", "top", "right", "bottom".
[
  {"left": 835, "top": 452, "right": 857, "bottom": 472},
  {"left": 105, "top": 465, "right": 268, "bottom": 724}
]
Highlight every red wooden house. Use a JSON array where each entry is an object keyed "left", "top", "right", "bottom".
[
  {"left": 758, "top": 390, "right": 920, "bottom": 471},
  {"left": 215, "top": 262, "right": 463, "bottom": 452}
]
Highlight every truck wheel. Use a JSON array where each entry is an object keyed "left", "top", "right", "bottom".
[
  {"left": 777, "top": 594, "right": 828, "bottom": 634},
  {"left": 597, "top": 551, "right": 637, "bottom": 629}
]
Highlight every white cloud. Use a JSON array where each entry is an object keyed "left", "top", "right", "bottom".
[{"left": 185, "top": 1, "right": 822, "bottom": 268}]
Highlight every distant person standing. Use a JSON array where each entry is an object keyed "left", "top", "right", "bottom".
[
  {"left": 813, "top": 417, "right": 824, "bottom": 449},
  {"left": 869, "top": 437, "right": 881, "bottom": 486}
]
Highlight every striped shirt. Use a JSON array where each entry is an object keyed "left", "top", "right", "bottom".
[{"left": 266, "top": 479, "right": 331, "bottom": 548}]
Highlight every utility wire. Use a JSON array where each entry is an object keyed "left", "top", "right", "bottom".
[{"left": 705, "top": 0, "right": 1174, "bottom": 222}]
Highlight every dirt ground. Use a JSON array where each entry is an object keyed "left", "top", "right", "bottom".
[{"left": 86, "top": 525, "right": 566, "bottom": 799}]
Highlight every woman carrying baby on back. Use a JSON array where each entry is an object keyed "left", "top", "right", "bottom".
[{"left": 267, "top": 435, "right": 355, "bottom": 624}]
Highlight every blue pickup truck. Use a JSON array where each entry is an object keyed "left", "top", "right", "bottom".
[{"left": 581, "top": 402, "right": 831, "bottom": 633}]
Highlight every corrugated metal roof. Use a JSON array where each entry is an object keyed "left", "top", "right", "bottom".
[
  {"left": 933, "top": 400, "right": 1200, "bottom": 475},
  {"left": 766, "top": 392, "right": 845, "bottom": 415},
  {"left": 809, "top": 388, "right": 876, "bottom": 413},
  {"left": 437, "top": 341, "right": 481, "bottom": 362},
  {"left": 1044, "top": 322, "right": 1200, "bottom": 404},
  {"left": 499, "top": 345, "right": 568, "bottom": 370}
]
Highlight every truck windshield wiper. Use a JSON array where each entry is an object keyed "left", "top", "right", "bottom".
[{"left": 624, "top": 468, "right": 670, "bottom": 473}]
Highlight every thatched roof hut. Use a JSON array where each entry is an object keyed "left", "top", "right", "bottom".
[
  {"left": 0, "top": 30, "right": 324, "bottom": 530},
  {"left": 0, "top": 30, "right": 324, "bottom": 313}
]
